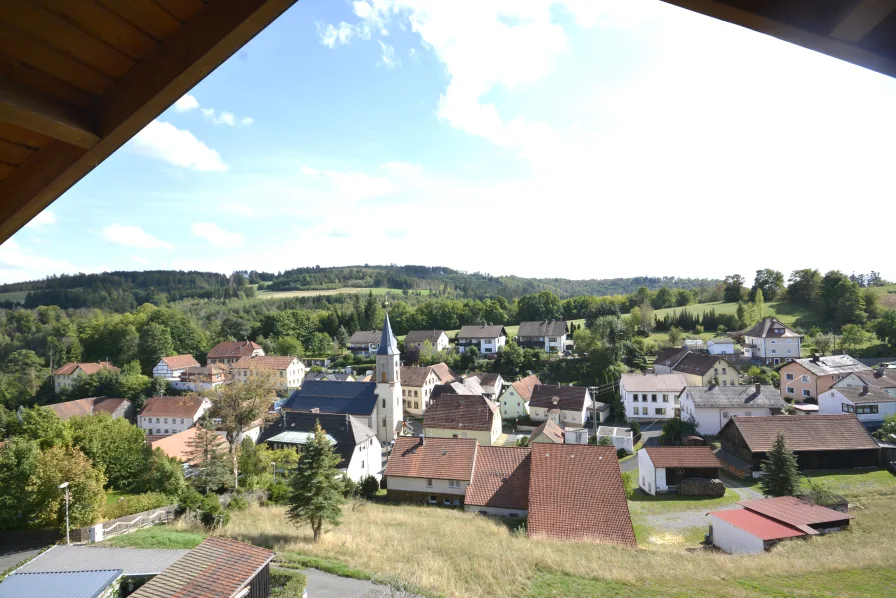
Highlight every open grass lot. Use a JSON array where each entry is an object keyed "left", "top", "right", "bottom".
[
  {"left": 651, "top": 300, "right": 818, "bottom": 329},
  {"left": 256, "top": 287, "right": 430, "bottom": 299},
  {"left": 0, "top": 290, "right": 27, "bottom": 304},
  {"left": 628, "top": 488, "right": 740, "bottom": 516},
  {"left": 102, "top": 526, "right": 206, "bottom": 549},
  {"left": 872, "top": 284, "right": 896, "bottom": 310},
  {"left": 109, "top": 467, "right": 896, "bottom": 597}
]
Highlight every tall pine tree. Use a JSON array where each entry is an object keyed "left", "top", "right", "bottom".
[
  {"left": 286, "top": 420, "right": 345, "bottom": 542},
  {"left": 759, "top": 432, "right": 801, "bottom": 497}
]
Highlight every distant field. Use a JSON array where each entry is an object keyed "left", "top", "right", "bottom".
[
  {"left": 651, "top": 300, "right": 817, "bottom": 329},
  {"left": 871, "top": 284, "right": 896, "bottom": 310},
  {"left": 0, "top": 290, "right": 27, "bottom": 304},
  {"left": 256, "top": 287, "right": 430, "bottom": 299}
]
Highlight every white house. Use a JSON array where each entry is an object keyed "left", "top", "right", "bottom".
[
  {"left": 173, "top": 365, "right": 229, "bottom": 393},
  {"left": 206, "top": 340, "right": 264, "bottom": 366},
  {"left": 528, "top": 385, "right": 592, "bottom": 426},
  {"left": 348, "top": 330, "right": 381, "bottom": 356},
  {"left": 818, "top": 385, "right": 896, "bottom": 424},
  {"left": 232, "top": 355, "right": 306, "bottom": 392},
  {"left": 52, "top": 362, "right": 120, "bottom": 393},
  {"left": 497, "top": 374, "right": 541, "bottom": 419},
  {"left": 138, "top": 396, "right": 210, "bottom": 437},
  {"left": 619, "top": 373, "right": 687, "bottom": 422},
  {"left": 833, "top": 367, "right": 896, "bottom": 398},
  {"left": 679, "top": 384, "right": 786, "bottom": 435},
  {"left": 742, "top": 317, "right": 802, "bottom": 365},
  {"left": 385, "top": 436, "right": 477, "bottom": 506},
  {"left": 637, "top": 446, "right": 721, "bottom": 495},
  {"left": 152, "top": 355, "right": 200, "bottom": 381},
  {"left": 404, "top": 330, "right": 450, "bottom": 353},
  {"left": 707, "top": 338, "right": 737, "bottom": 355},
  {"left": 596, "top": 426, "right": 633, "bottom": 453},
  {"left": 456, "top": 325, "right": 507, "bottom": 355},
  {"left": 517, "top": 320, "right": 568, "bottom": 353}
]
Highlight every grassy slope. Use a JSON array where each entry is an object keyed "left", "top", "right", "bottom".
[
  {"left": 256, "top": 287, "right": 430, "bottom": 299},
  {"left": 0, "top": 290, "right": 28, "bottom": 303}
]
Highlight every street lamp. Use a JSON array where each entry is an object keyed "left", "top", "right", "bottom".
[
  {"left": 271, "top": 461, "right": 276, "bottom": 482},
  {"left": 58, "top": 482, "right": 70, "bottom": 545}
]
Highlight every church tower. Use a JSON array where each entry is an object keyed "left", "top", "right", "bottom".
[{"left": 374, "top": 312, "right": 402, "bottom": 442}]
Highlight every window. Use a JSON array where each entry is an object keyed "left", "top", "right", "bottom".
[
  {"left": 722, "top": 381, "right": 727, "bottom": 386},
  {"left": 426, "top": 478, "right": 433, "bottom": 487},
  {"left": 722, "top": 368, "right": 727, "bottom": 374},
  {"left": 414, "top": 390, "right": 419, "bottom": 397},
  {"left": 722, "top": 412, "right": 729, "bottom": 418},
  {"left": 180, "top": 418, "right": 184, "bottom": 424},
  {"left": 786, "top": 349, "right": 792, "bottom": 354},
  {"left": 361, "top": 460, "right": 364, "bottom": 469},
  {"left": 655, "top": 408, "right": 666, "bottom": 415},
  {"left": 745, "top": 411, "right": 752, "bottom": 417},
  {"left": 164, "top": 418, "right": 168, "bottom": 424},
  {"left": 801, "top": 375, "right": 810, "bottom": 383},
  {"left": 509, "top": 512, "right": 519, "bottom": 517},
  {"left": 428, "top": 496, "right": 437, "bottom": 504},
  {"left": 414, "top": 402, "right": 418, "bottom": 409},
  {"left": 382, "top": 417, "right": 386, "bottom": 428},
  {"left": 842, "top": 403, "right": 855, "bottom": 413},
  {"left": 651, "top": 394, "right": 657, "bottom": 402},
  {"left": 633, "top": 407, "right": 639, "bottom": 415},
  {"left": 155, "top": 418, "right": 160, "bottom": 423},
  {"left": 663, "top": 394, "right": 668, "bottom": 402},
  {"left": 786, "top": 373, "right": 794, "bottom": 381},
  {"left": 714, "top": 368, "right": 719, "bottom": 375},
  {"left": 382, "top": 399, "right": 386, "bottom": 408},
  {"left": 156, "top": 429, "right": 161, "bottom": 434},
  {"left": 632, "top": 394, "right": 639, "bottom": 402},
  {"left": 802, "top": 389, "right": 811, "bottom": 397},
  {"left": 857, "top": 405, "right": 879, "bottom": 415},
  {"left": 771, "top": 349, "right": 777, "bottom": 354},
  {"left": 448, "top": 479, "right": 460, "bottom": 488}
]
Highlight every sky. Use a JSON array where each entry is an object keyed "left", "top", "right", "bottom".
[{"left": 3, "top": 0, "right": 896, "bottom": 285}]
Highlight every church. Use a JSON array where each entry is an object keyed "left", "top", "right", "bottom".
[{"left": 281, "top": 313, "right": 404, "bottom": 443}]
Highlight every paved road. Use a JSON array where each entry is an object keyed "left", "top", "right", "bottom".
[
  {"left": 619, "top": 422, "right": 663, "bottom": 473},
  {"left": 0, "top": 549, "right": 41, "bottom": 572},
  {"left": 299, "top": 568, "right": 422, "bottom": 598}
]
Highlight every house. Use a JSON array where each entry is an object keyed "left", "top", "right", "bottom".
[
  {"left": 138, "top": 396, "right": 210, "bottom": 437},
  {"left": 709, "top": 496, "right": 852, "bottom": 554},
  {"left": 151, "top": 355, "right": 200, "bottom": 381},
  {"left": 45, "top": 396, "right": 133, "bottom": 421},
  {"left": 718, "top": 414, "right": 879, "bottom": 474},
  {"left": 304, "top": 372, "right": 356, "bottom": 382},
  {"left": 497, "top": 374, "right": 541, "bottom": 419},
  {"left": 130, "top": 537, "right": 274, "bottom": 598},
  {"left": 148, "top": 427, "right": 207, "bottom": 463},
  {"left": 404, "top": 330, "right": 450, "bottom": 353},
  {"left": 0, "top": 570, "right": 124, "bottom": 598},
  {"left": 530, "top": 419, "right": 565, "bottom": 444},
  {"left": 470, "top": 372, "right": 504, "bottom": 398},
  {"left": 400, "top": 365, "right": 442, "bottom": 415},
  {"left": 527, "top": 444, "right": 637, "bottom": 546},
  {"left": 304, "top": 357, "right": 332, "bottom": 368},
  {"left": 464, "top": 446, "right": 531, "bottom": 517},
  {"left": 429, "top": 362, "right": 455, "bottom": 384},
  {"left": 528, "top": 385, "right": 592, "bottom": 426},
  {"left": 619, "top": 373, "right": 687, "bottom": 422},
  {"left": 780, "top": 354, "right": 872, "bottom": 401},
  {"left": 52, "top": 361, "right": 120, "bottom": 393},
  {"left": 258, "top": 411, "right": 382, "bottom": 481},
  {"left": 653, "top": 349, "right": 740, "bottom": 387},
  {"left": 385, "top": 436, "right": 478, "bottom": 506},
  {"left": 206, "top": 340, "right": 264, "bottom": 366},
  {"left": 679, "top": 384, "right": 787, "bottom": 435},
  {"left": 707, "top": 338, "right": 737, "bottom": 355},
  {"left": 173, "top": 365, "right": 229, "bottom": 393},
  {"left": 348, "top": 330, "right": 381, "bottom": 356},
  {"left": 596, "top": 426, "right": 634, "bottom": 453},
  {"left": 232, "top": 355, "right": 306, "bottom": 392},
  {"left": 456, "top": 324, "right": 508, "bottom": 355},
  {"left": 637, "top": 446, "right": 721, "bottom": 495},
  {"left": 819, "top": 385, "right": 896, "bottom": 425},
  {"left": 517, "top": 320, "right": 568, "bottom": 353},
  {"left": 281, "top": 314, "right": 403, "bottom": 443},
  {"left": 834, "top": 366, "right": 896, "bottom": 396},
  {"left": 431, "top": 375, "right": 486, "bottom": 399},
  {"left": 742, "top": 317, "right": 802, "bottom": 365},
  {"left": 423, "top": 394, "right": 502, "bottom": 446}
]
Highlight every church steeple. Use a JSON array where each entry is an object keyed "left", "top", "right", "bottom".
[
  {"left": 376, "top": 312, "right": 399, "bottom": 356},
  {"left": 374, "top": 310, "right": 402, "bottom": 442}
]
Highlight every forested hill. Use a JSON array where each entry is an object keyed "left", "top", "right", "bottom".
[{"left": 0, "top": 265, "right": 718, "bottom": 310}]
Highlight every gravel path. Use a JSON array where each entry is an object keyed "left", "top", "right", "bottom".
[{"left": 640, "top": 482, "right": 763, "bottom": 530}]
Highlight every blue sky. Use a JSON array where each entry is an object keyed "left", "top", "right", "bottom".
[{"left": 3, "top": 0, "right": 896, "bottom": 284}]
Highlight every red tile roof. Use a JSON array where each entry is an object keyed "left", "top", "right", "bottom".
[
  {"left": 129, "top": 536, "right": 274, "bottom": 598},
  {"left": 52, "top": 361, "right": 119, "bottom": 376},
  {"left": 430, "top": 363, "right": 455, "bottom": 383},
  {"left": 527, "top": 444, "right": 636, "bottom": 547},
  {"left": 643, "top": 446, "right": 721, "bottom": 469},
  {"left": 509, "top": 374, "right": 540, "bottom": 402},
  {"left": 726, "top": 414, "right": 879, "bottom": 452},
  {"left": 385, "top": 436, "right": 477, "bottom": 481},
  {"left": 709, "top": 508, "right": 805, "bottom": 541},
  {"left": 530, "top": 419, "right": 564, "bottom": 443},
  {"left": 423, "top": 395, "right": 498, "bottom": 432},
  {"left": 464, "top": 446, "right": 530, "bottom": 510},
  {"left": 160, "top": 354, "right": 200, "bottom": 370},
  {"left": 206, "top": 340, "right": 262, "bottom": 359},
  {"left": 140, "top": 396, "right": 207, "bottom": 419},
  {"left": 738, "top": 496, "right": 852, "bottom": 535},
  {"left": 400, "top": 366, "right": 439, "bottom": 388},
  {"left": 148, "top": 427, "right": 211, "bottom": 464},
  {"left": 233, "top": 355, "right": 299, "bottom": 371}
]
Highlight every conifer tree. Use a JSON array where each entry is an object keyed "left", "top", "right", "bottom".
[
  {"left": 286, "top": 420, "right": 345, "bottom": 542},
  {"left": 759, "top": 432, "right": 801, "bottom": 497},
  {"left": 185, "top": 418, "right": 230, "bottom": 494}
]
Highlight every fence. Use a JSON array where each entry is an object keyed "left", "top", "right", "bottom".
[{"left": 93, "top": 506, "right": 176, "bottom": 542}]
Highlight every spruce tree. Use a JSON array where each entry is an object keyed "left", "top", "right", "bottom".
[
  {"left": 185, "top": 418, "right": 230, "bottom": 494},
  {"left": 759, "top": 432, "right": 801, "bottom": 497},
  {"left": 286, "top": 420, "right": 345, "bottom": 542}
]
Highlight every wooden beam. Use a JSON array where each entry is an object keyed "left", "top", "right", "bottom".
[
  {"left": 660, "top": 1, "right": 896, "bottom": 78},
  {"left": 830, "top": 0, "right": 896, "bottom": 43},
  {"left": 0, "top": 0, "right": 299, "bottom": 243},
  {"left": 0, "top": 76, "right": 99, "bottom": 149}
]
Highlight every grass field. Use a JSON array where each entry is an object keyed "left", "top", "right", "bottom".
[
  {"left": 627, "top": 488, "right": 740, "bottom": 516},
  {"left": 102, "top": 526, "right": 206, "bottom": 549},
  {"left": 256, "top": 287, "right": 431, "bottom": 299},
  {"left": 651, "top": 300, "right": 818, "bottom": 329},
  {"left": 871, "top": 284, "right": 896, "bottom": 310},
  {"left": 0, "top": 290, "right": 27, "bottom": 304}
]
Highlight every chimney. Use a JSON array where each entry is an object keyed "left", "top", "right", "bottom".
[
  {"left": 552, "top": 397, "right": 560, "bottom": 405},
  {"left": 420, "top": 430, "right": 425, "bottom": 445},
  {"left": 812, "top": 354, "right": 821, "bottom": 364},
  {"left": 755, "top": 383, "right": 761, "bottom": 395},
  {"left": 877, "top": 367, "right": 886, "bottom": 377},
  {"left": 862, "top": 385, "right": 869, "bottom": 394}
]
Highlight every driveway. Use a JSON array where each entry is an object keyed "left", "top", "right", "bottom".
[
  {"left": 619, "top": 422, "right": 664, "bottom": 473},
  {"left": 638, "top": 481, "right": 764, "bottom": 530},
  {"left": 0, "top": 549, "right": 41, "bottom": 572},
  {"left": 299, "top": 568, "right": 422, "bottom": 597}
]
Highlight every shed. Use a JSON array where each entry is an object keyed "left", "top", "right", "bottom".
[
  {"left": 596, "top": 426, "right": 633, "bottom": 453},
  {"left": 637, "top": 446, "right": 721, "bottom": 495}
]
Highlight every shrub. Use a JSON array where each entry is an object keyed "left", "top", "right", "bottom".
[
  {"left": 341, "top": 474, "right": 358, "bottom": 498},
  {"left": 268, "top": 482, "right": 290, "bottom": 505},
  {"left": 621, "top": 471, "right": 635, "bottom": 499},
  {"left": 271, "top": 569, "right": 307, "bottom": 597},
  {"left": 628, "top": 421, "right": 641, "bottom": 440},
  {"left": 199, "top": 494, "right": 229, "bottom": 529},
  {"left": 662, "top": 418, "right": 697, "bottom": 443},
  {"left": 359, "top": 475, "right": 380, "bottom": 500},
  {"left": 104, "top": 492, "right": 170, "bottom": 520},
  {"left": 597, "top": 436, "right": 613, "bottom": 447},
  {"left": 176, "top": 487, "right": 203, "bottom": 514},
  {"left": 616, "top": 447, "right": 627, "bottom": 459},
  {"left": 227, "top": 495, "right": 249, "bottom": 511}
]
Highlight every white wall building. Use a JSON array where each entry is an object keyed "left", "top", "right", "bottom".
[
  {"left": 152, "top": 355, "right": 200, "bottom": 381},
  {"left": 138, "top": 396, "right": 210, "bottom": 437},
  {"left": 517, "top": 320, "right": 568, "bottom": 353},
  {"left": 818, "top": 386, "right": 896, "bottom": 424},
  {"left": 742, "top": 317, "right": 802, "bottom": 366},
  {"left": 679, "top": 384, "right": 785, "bottom": 435},
  {"left": 707, "top": 339, "right": 737, "bottom": 355},
  {"left": 498, "top": 374, "right": 540, "bottom": 419},
  {"left": 619, "top": 373, "right": 687, "bottom": 422},
  {"left": 596, "top": 426, "right": 633, "bottom": 453},
  {"left": 456, "top": 325, "right": 508, "bottom": 355},
  {"left": 528, "top": 385, "right": 592, "bottom": 426}
]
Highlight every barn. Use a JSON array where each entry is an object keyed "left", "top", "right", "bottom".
[
  {"left": 718, "top": 414, "right": 880, "bottom": 475},
  {"left": 637, "top": 446, "right": 721, "bottom": 495}
]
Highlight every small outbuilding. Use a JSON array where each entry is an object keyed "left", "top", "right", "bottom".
[
  {"left": 596, "top": 426, "right": 634, "bottom": 454},
  {"left": 638, "top": 446, "right": 721, "bottom": 495}
]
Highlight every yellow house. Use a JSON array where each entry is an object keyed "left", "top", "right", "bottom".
[
  {"left": 653, "top": 349, "right": 739, "bottom": 387},
  {"left": 423, "top": 395, "right": 502, "bottom": 446}
]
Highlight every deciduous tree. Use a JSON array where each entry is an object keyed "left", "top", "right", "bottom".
[
  {"left": 69, "top": 412, "right": 147, "bottom": 490},
  {"left": 723, "top": 274, "right": 746, "bottom": 303},
  {"left": 29, "top": 445, "right": 106, "bottom": 530},
  {"left": 840, "top": 324, "right": 869, "bottom": 354}
]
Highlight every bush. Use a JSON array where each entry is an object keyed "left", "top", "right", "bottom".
[
  {"left": 199, "top": 494, "right": 229, "bottom": 529},
  {"left": 597, "top": 436, "right": 613, "bottom": 447},
  {"left": 271, "top": 569, "right": 307, "bottom": 597},
  {"left": 628, "top": 421, "right": 641, "bottom": 441},
  {"left": 359, "top": 475, "right": 380, "bottom": 500},
  {"left": 662, "top": 418, "right": 697, "bottom": 443},
  {"left": 268, "top": 482, "right": 290, "bottom": 505},
  {"left": 176, "top": 487, "right": 203, "bottom": 515},
  {"left": 104, "top": 492, "right": 170, "bottom": 520},
  {"left": 621, "top": 471, "right": 635, "bottom": 499},
  {"left": 616, "top": 447, "right": 627, "bottom": 459},
  {"left": 340, "top": 474, "right": 358, "bottom": 498},
  {"left": 227, "top": 494, "right": 249, "bottom": 511}
]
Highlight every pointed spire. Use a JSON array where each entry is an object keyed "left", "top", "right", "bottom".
[{"left": 377, "top": 312, "right": 399, "bottom": 356}]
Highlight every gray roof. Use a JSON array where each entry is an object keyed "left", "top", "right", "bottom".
[
  {"left": 349, "top": 330, "right": 381, "bottom": 344},
  {"left": 834, "top": 385, "right": 896, "bottom": 405},
  {"left": 304, "top": 372, "right": 355, "bottom": 382},
  {"left": 259, "top": 411, "right": 377, "bottom": 466},
  {"left": 377, "top": 313, "right": 399, "bottom": 356},
  {"left": 0, "top": 570, "right": 122, "bottom": 598},
  {"left": 791, "top": 355, "right": 871, "bottom": 377},
  {"left": 743, "top": 317, "right": 800, "bottom": 339},
  {"left": 683, "top": 385, "right": 786, "bottom": 409},
  {"left": 620, "top": 373, "right": 688, "bottom": 393},
  {"left": 282, "top": 381, "right": 378, "bottom": 416},
  {"left": 405, "top": 330, "right": 446, "bottom": 344},
  {"left": 518, "top": 320, "right": 568, "bottom": 337},
  {"left": 18, "top": 545, "right": 189, "bottom": 576},
  {"left": 457, "top": 324, "right": 507, "bottom": 339}
]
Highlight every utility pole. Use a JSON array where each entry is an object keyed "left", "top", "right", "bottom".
[{"left": 58, "top": 482, "right": 70, "bottom": 544}]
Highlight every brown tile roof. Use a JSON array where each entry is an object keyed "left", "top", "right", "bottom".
[
  {"left": 129, "top": 536, "right": 273, "bottom": 598},
  {"left": 643, "top": 446, "right": 720, "bottom": 469},
  {"left": 743, "top": 317, "right": 801, "bottom": 339},
  {"left": 509, "top": 374, "right": 540, "bottom": 402},
  {"left": 529, "top": 385, "right": 590, "bottom": 411},
  {"left": 738, "top": 496, "right": 852, "bottom": 535},
  {"left": 726, "top": 414, "right": 880, "bottom": 453},
  {"left": 457, "top": 324, "right": 507, "bottom": 339},
  {"left": 530, "top": 419, "right": 564, "bottom": 443},
  {"left": 464, "top": 446, "right": 530, "bottom": 510},
  {"left": 45, "top": 397, "right": 130, "bottom": 421},
  {"left": 400, "top": 366, "right": 438, "bottom": 388},
  {"left": 148, "top": 427, "right": 209, "bottom": 464},
  {"left": 423, "top": 395, "right": 498, "bottom": 432},
  {"left": 385, "top": 436, "right": 477, "bottom": 481},
  {"left": 52, "top": 361, "right": 119, "bottom": 376},
  {"left": 429, "top": 362, "right": 455, "bottom": 383},
  {"left": 233, "top": 355, "right": 299, "bottom": 371},
  {"left": 160, "top": 354, "right": 200, "bottom": 370},
  {"left": 140, "top": 396, "right": 207, "bottom": 419},
  {"left": 404, "top": 330, "right": 446, "bottom": 344},
  {"left": 620, "top": 373, "right": 688, "bottom": 393},
  {"left": 527, "top": 444, "right": 636, "bottom": 546},
  {"left": 206, "top": 340, "right": 262, "bottom": 359}
]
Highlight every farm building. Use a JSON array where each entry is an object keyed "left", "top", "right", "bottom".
[{"left": 637, "top": 447, "right": 721, "bottom": 495}]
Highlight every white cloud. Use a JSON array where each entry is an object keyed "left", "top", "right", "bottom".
[
  {"left": 201, "top": 108, "right": 250, "bottom": 126},
  {"left": 298, "top": 164, "right": 398, "bottom": 201},
  {"left": 191, "top": 222, "right": 244, "bottom": 248},
  {"left": 132, "top": 255, "right": 150, "bottom": 265},
  {"left": 223, "top": 203, "right": 256, "bottom": 216},
  {"left": 378, "top": 41, "right": 399, "bottom": 68},
  {"left": 240, "top": 117, "right": 254, "bottom": 125},
  {"left": 0, "top": 240, "right": 76, "bottom": 283},
  {"left": 174, "top": 94, "right": 199, "bottom": 112},
  {"left": 102, "top": 224, "right": 173, "bottom": 250},
  {"left": 382, "top": 161, "right": 422, "bottom": 177},
  {"left": 317, "top": 22, "right": 356, "bottom": 48},
  {"left": 132, "top": 120, "right": 228, "bottom": 172},
  {"left": 25, "top": 210, "right": 57, "bottom": 228}
]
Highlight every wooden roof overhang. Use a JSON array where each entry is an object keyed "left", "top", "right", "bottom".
[{"left": 0, "top": 0, "right": 299, "bottom": 244}]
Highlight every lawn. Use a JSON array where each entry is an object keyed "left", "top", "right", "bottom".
[
  {"left": 105, "top": 490, "right": 137, "bottom": 505},
  {"left": 101, "top": 526, "right": 206, "bottom": 549},
  {"left": 627, "top": 488, "right": 740, "bottom": 516},
  {"left": 0, "top": 290, "right": 27, "bottom": 304},
  {"left": 802, "top": 469, "right": 896, "bottom": 498}
]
